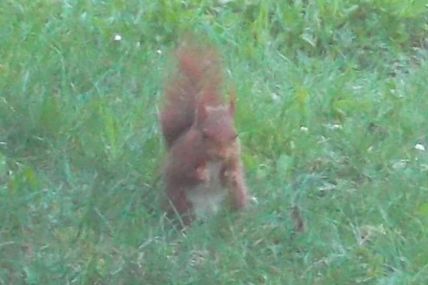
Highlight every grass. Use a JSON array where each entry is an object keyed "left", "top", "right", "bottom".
[{"left": 1, "top": 0, "right": 427, "bottom": 284}]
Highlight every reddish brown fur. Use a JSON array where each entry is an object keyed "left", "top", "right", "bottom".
[
  {"left": 160, "top": 39, "right": 249, "bottom": 225},
  {"left": 161, "top": 40, "right": 223, "bottom": 148}
]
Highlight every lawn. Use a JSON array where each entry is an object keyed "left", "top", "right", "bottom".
[{"left": 1, "top": 1, "right": 427, "bottom": 284}]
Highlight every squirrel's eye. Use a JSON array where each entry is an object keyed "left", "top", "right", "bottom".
[{"left": 202, "top": 130, "right": 209, "bottom": 139}]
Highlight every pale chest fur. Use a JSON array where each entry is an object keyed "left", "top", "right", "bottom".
[{"left": 187, "top": 161, "right": 227, "bottom": 219}]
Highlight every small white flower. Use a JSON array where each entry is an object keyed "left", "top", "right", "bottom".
[
  {"left": 250, "top": 195, "right": 259, "bottom": 204},
  {"left": 325, "top": 123, "right": 343, "bottom": 130},
  {"left": 300, "top": 126, "right": 309, "bottom": 132},
  {"left": 113, "top": 34, "right": 122, "bottom": 41},
  {"left": 271, "top": 92, "right": 280, "bottom": 102},
  {"left": 414, "top": 143, "right": 425, "bottom": 151},
  {"left": 156, "top": 49, "right": 162, "bottom": 55}
]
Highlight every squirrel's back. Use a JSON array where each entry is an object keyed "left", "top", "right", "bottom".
[{"left": 160, "top": 40, "right": 224, "bottom": 148}]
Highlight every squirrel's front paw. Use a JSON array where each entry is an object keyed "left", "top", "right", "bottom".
[
  {"left": 195, "top": 165, "right": 210, "bottom": 182},
  {"left": 223, "top": 170, "right": 238, "bottom": 183}
]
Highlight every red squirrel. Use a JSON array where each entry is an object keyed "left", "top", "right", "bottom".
[{"left": 160, "top": 39, "right": 249, "bottom": 225}]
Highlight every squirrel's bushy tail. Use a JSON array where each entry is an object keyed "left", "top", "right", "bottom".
[{"left": 160, "top": 39, "right": 224, "bottom": 148}]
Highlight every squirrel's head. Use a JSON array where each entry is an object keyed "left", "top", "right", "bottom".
[{"left": 195, "top": 98, "right": 238, "bottom": 160}]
